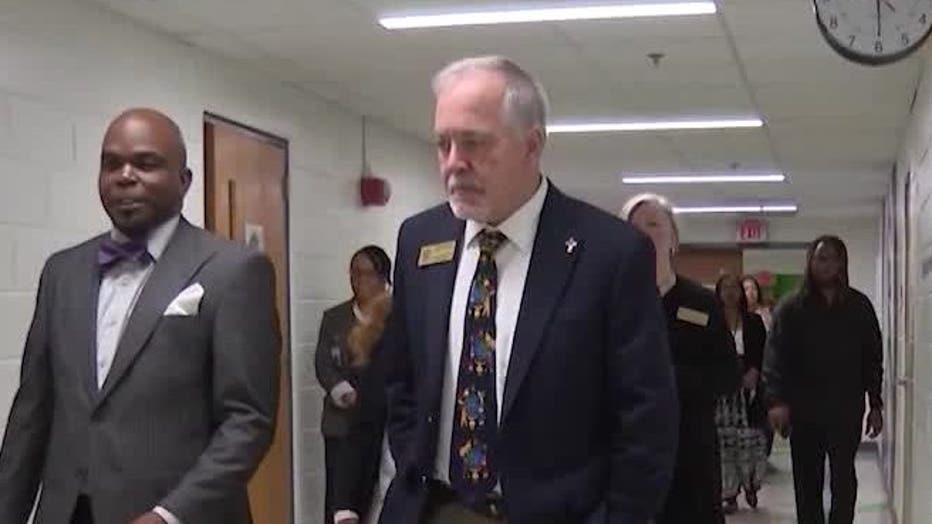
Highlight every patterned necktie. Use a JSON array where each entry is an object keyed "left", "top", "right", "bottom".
[
  {"left": 450, "top": 229, "right": 507, "bottom": 511},
  {"left": 97, "top": 236, "right": 151, "bottom": 272}
]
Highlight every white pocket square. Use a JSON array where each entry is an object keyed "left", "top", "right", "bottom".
[{"left": 164, "top": 283, "right": 204, "bottom": 316}]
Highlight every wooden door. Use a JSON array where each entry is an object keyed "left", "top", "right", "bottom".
[
  {"left": 204, "top": 115, "right": 292, "bottom": 523},
  {"left": 675, "top": 246, "right": 743, "bottom": 288}
]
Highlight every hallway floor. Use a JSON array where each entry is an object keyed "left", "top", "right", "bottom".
[{"left": 726, "top": 442, "right": 892, "bottom": 523}]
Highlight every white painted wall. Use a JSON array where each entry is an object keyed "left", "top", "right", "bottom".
[
  {"left": 0, "top": 1, "right": 440, "bottom": 523},
  {"left": 890, "top": 50, "right": 932, "bottom": 524},
  {"left": 742, "top": 248, "right": 807, "bottom": 276}
]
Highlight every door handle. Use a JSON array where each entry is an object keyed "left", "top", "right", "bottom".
[{"left": 227, "top": 179, "right": 237, "bottom": 240}]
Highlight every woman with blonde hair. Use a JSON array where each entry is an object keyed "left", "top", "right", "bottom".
[
  {"left": 622, "top": 193, "right": 739, "bottom": 524},
  {"left": 315, "top": 245, "right": 393, "bottom": 524}
]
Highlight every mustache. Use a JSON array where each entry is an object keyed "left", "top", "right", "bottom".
[{"left": 446, "top": 175, "right": 482, "bottom": 193}]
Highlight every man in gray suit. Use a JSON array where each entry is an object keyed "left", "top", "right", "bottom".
[{"left": 0, "top": 108, "right": 281, "bottom": 524}]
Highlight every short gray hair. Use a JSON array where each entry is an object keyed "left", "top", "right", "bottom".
[{"left": 432, "top": 56, "right": 550, "bottom": 133}]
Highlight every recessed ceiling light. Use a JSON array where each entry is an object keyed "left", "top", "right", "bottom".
[
  {"left": 622, "top": 173, "right": 786, "bottom": 184},
  {"left": 379, "top": 2, "right": 717, "bottom": 30},
  {"left": 673, "top": 203, "right": 798, "bottom": 215},
  {"left": 547, "top": 118, "right": 764, "bottom": 134}
]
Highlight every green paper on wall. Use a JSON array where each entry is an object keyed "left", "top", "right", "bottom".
[{"left": 773, "top": 274, "right": 803, "bottom": 303}]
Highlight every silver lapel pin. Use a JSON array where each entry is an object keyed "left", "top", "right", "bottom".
[{"left": 565, "top": 237, "right": 578, "bottom": 254}]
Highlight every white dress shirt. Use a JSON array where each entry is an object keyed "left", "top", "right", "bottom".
[
  {"left": 434, "top": 178, "right": 548, "bottom": 484},
  {"left": 733, "top": 328, "right": 745, "bottom": 357},
  {"left": 95, "top": 215, "right": 182, "bottom": 524}
]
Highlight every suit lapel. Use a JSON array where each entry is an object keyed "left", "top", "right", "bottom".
[
  {"left": 502, "top": 188, "right": 580, "bottom": 423},
  {"left": 72, "top": 237, "right": 104, "bottom": 401},
  {"left": 420, "top": 208, "right": 466, "bottom": 401},
  {"left": 96, "top": 221, "right": 216, "bottom": 406}
]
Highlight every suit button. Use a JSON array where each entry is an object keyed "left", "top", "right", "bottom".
[
  {"left": 76, "top": 467, "right": 88, "bottom": 482},
  {"left": 426, "top": 415, "right": 434, "bottom": 424},
  {"left": 420, "top": 475, "right": 429, "bottom": 485}
]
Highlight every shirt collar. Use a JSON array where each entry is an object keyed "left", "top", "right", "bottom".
[
  {"left": 111, "top": 215, "right": 181, "bottom": 262},
  {"left": 464, "top": 177, "right": 548, "bottom": 254}
]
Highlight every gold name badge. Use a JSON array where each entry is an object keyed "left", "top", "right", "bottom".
[
  {"left": 677, "top": 307, "right": 709, "bottom": 327},
  {"left": 418, "top": 240, "right": 456, "bottom": 267}
]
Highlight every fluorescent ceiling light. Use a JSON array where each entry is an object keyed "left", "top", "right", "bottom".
[
  {"left": 761, "top": 204, "right": 799, "bottom": 213},
  {"left": 547, "top": 118, "right": 763, "bottom": 134},
  {"left": 673, "top": 203, "right": 798, "bottom": 215},
  {"left": 622, "top": 173, "right": 786, "bottom": 184},
  {"left": 379, "top": 2, "right": 716, "bottom": 29}
]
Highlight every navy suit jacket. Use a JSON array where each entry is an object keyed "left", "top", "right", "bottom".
[{"left": 379, "top": 184, "right": 678, "bottom": 523}]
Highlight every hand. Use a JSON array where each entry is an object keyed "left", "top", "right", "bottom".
[
  {"left": 330, "top": 382, "right": 358, "bottom": 409},
  {"left": 742, "top": 369, "right": 760, "bottom": 390},
  {"left": 340, "top": 389, "right": 358, "bottom": 408},
  {"left": 866, "top": 409, "right": 884, "bottom": 439},
  {"left": 130, "top": 512, "right": 167, "bottom": 524},
  {"left": 768, "top": 404, "right": 791, "bottom": 438},
  {"left": 335, "top": 509, "right": 361, "bottom": 524}
]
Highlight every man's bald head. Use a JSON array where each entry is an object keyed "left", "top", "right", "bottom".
[
  {"left": 98, "top": 108, "right": 192, "bottom": 238},
  {"left": 104, "top": 108, "right": 188, "bottom": 168}
]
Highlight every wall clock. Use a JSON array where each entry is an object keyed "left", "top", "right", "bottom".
[{"left": 813, "top": 0, "right": 932, "bottom": 65}]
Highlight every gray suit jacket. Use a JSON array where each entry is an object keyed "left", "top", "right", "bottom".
[
  {"left": 0, "top": 219, "right": 281, "bottom": 524},
  {"left": 314, "top": 300, "right": 356, "bottom": 438}
]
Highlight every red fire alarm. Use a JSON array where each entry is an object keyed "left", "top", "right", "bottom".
[{"left": 360, "top": 176, "right": 391, "bottom": 207}]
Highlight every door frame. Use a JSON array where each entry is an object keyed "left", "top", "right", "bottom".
[{"left": 203, "top": 112, "right": 294, "bottom": 523}]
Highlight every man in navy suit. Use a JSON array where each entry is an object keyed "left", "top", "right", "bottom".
[{"left": 379, "top": 56, "right": 678, "bottom": 524}]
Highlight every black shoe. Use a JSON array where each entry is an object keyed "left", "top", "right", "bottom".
[
  {"left": 745, "top": 490, "right": 758, "bottom": 509},
  {"left": 723, "top": 497, "right": 739, "bottom": 514}
]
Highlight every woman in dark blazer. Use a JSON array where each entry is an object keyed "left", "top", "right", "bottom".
[
  {"left": 715, "top": 273, "right": 769, "bottom": 514},
  {"left": 315, "top": 246, "right": 392, "bottom": 524},
  {"left": 623, "top": 193, "right": 740, "bottom": 524}
]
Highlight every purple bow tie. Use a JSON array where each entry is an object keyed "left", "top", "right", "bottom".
[{"left": 97, "top": 236, "right": 151, "bottom": 271}]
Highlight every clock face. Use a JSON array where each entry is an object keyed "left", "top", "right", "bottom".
[{"left": 814, "top": 0, "right": 932, "bottom": 65}]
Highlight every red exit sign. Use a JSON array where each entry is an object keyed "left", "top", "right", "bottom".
[{"left": 737, "top": 219, "right": 768, "bottom": 243}]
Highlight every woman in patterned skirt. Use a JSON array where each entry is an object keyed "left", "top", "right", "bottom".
[{"left": 715, "top": 273, "right": 769, "bottom": 514}]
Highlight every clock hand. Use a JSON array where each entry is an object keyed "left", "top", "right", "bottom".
[{"left": 877, "top": 0, "right": 882, "bottom": 38}]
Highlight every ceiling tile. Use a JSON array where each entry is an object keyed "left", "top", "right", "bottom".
[
  {"left": 545, "top": 133, "right": 687, "bottom": 175},
  {"left": 757, "top": 84, "right": 913, "bottom": 120},
  {"left": 558, "top": 16, "right": 723, "bottom": 42},
  {"left": 664, "top": 131, "right": 776, "bottom": 171}
]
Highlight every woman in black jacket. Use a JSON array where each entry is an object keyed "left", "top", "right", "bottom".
[
  {"left": 715, "top": 273, "right": 769, "bottom": 514},
  {"left": 315, "top": 246, "right": 393, "bottom": 524},
  {"left": 622, "top": 193, "right": 740, "bottom": 524}
]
